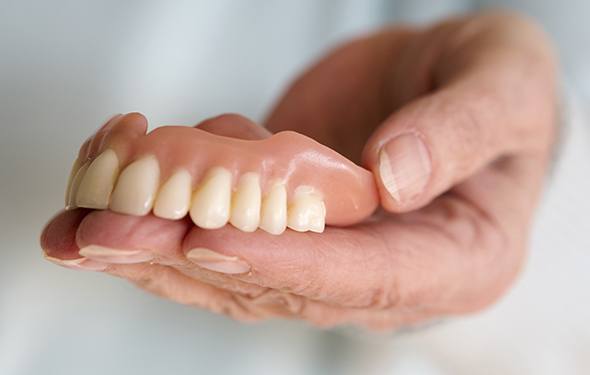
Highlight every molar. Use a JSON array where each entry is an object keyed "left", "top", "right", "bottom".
[
  {"left": 287, "top": 186, "right": 326, "bottom": 233},
  {"left": 65, "top": 161, "right": 90, "bottom": 210},
  {"left": 189, "top": 167, "right": 232, "bottom": 229},
  {"left": 229, "top": 172, "right": 261, "bottom": 232},
  {"left": 153, "top": 169, "right": 192, "bottom": 220},
  {"left": 109, "top": 155, "right": 160, "bottom": 215},
  {"left": 259, "top": 181, "right": 287, "bottom": 235},
  {"left": 75, "top": 149, "right": 120, "bottom": 209}
]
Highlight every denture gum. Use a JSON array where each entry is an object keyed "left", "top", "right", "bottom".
[{"left": 63, "top": 113, "right": 380, "bottom": 234}]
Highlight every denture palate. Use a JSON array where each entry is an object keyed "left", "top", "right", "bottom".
[{"left": 65, "top": 123, "right": 379, "bottom": 235}]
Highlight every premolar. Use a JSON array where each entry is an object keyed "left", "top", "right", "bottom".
[
  {"left": 287, "top": 186, "right": 326, "bottom": 233},
  {"left": 75, "top": 149, "right": 119, "bottom": 209},
  {"left": 259, "top": 182, "right": 287, "bottom": 235},
  {"left": 153, "top": 169, "right": 192, "bottom": 220},
  {"left": 190, "top": 167, "right": 232, "bottom": 229},
  {"left": 109, "top": 155, "right": 160, "bottom": 215},
  {"left": 229, "top": 172, "right": 261, "bottom": 232}
]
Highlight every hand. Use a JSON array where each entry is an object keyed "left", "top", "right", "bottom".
[{"left": 42, "top": 11, "right": 558, "bottom": 330}]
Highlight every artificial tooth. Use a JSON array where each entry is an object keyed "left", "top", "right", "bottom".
[
  {"left": 153, "top": 169, "right": 192, "bottom": 220},
  {"left": 64, "top": 158, "right": 81, "bottom": 206},
  {"left": 75, "top": 149, "right": 119, "bottom": 209},
  {"left": 259, "top": 182, "right": 287, "bottom": 235},
  {"left": 109, "top": 155, "right": 160, "bottom": 216},
  {"left": 287, "top": 186, "right": 326, "bottom": 233},
  {"left": 189, "top": 167, "right": 232, "bottom": 229},
  {"left": 229, "top": 172, "right": 261, "bottom": 232},
  {"left": 65, "top": 161, "right": 90, "bottom": 210}
]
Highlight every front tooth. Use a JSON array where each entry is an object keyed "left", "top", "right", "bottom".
[
  {"left": 65, "top": 158, "right": 82, "bottom": 206},
  {"left": 190, "top": 167, "right": 232, "bottom": 229},
  {"left": 287, "top": 186, "right": 326, "bottom": 233},
  {"left": 153, "top": 169, "right": 192, "bottom": 220},
  {"left": 75, "top": 149, "right": 119, "bottom": 209},
  {"left": 230, "top": 172, "right": 261, "bottom": 232},
  {"left": 109, "top": 155, "right": 160, "bottom": 215},
  {"left": 66, "top": 161, "right": 90, "bottom": 210},
  {"left": 259, "top": 182, "right": 287, "bottom": 235}
]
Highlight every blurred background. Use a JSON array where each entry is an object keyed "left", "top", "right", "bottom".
[{"left": 1, "top": 1, "right": 589, "bottom": 374}]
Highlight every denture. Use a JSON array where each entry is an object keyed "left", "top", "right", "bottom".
[{"left": 64, "top": 113, "right": 379, "bottom": 234}]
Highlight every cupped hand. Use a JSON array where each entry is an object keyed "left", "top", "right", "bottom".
[{"left": 41, "top": 11, "right": 558, "bottom": 330}]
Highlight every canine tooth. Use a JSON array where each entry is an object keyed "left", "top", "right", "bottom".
[
  {"left": 66, "top": 161, "right": 89, "bottom": 210},
  {"left": 287, "top": 186, "right": 326, "bottom": 233},
  {"left": 259, "top": 182, "right": 287, "bottom": 235},
  {"left": 190, "top": 167, "right": 232, "bottom": 229},
  {"left": 109, "top": 155, "right": 160, "bottom": 215},
  {"left": 65, "top": 158, "right": 81, "bottom": 206},
  {"left": 75, "top": 149, "right": 119, "bottom": 209},
  {"left": 230, "top": 172, "right": 261, "bottom": 232},
  {"left": 153, "top": 169, "right": 192, "bottom": 220}
]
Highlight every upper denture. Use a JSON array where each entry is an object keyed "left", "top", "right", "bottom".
[{"left": 66, "top": 115, "right": 379, "bottom": 234}]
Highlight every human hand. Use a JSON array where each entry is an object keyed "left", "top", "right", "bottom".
[{"left": 42, "top": 11, "right": 558, "bottom": 330}]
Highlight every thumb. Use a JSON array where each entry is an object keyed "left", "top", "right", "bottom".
[
  {"left": 363, "top": 82, "right": 553, "bottom": 212},
  {"left": 362, "top": 73, "right": 555, "bottom": 213},
  {"left": 362, "top": 14, "right": 556, "bottom": 213}
]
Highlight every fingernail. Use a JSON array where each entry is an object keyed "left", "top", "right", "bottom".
[
  {"left": 43, "top": 253, "right": 108, "bottom": 271},
  {"left": 78, "top": 245, "right": 153, "bottom": 264},
  {"left": 379, "top": 134, "right": 431, "bottom": 204},
  {"left": 186, "top": 248, "right": 250, "bottom": 274}
]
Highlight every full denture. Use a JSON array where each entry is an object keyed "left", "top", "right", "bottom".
[{"left": 64, "top": 113, "right": 379, "bottom": 235}]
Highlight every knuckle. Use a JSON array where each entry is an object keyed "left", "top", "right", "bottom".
[
  {"left": 250, "top": 290, "right": 305, "bottom": 316},
  {"left": 364, "top": 282, "right": 403, "bottom": 310}
]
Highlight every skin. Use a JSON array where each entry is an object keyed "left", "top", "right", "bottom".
[{"left": 41, "top": 11, "right": 558, "bottom": 330}]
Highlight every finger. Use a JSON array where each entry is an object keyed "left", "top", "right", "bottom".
[
  {"left": 106, "top": 263, "right": 262, "bottom": 322},
  {"left": 40, "top": 211, "right": 434, "bottom": 328},
  {"left": 76, "top": 210, "right": 191, "bottom": 265},
  {"left": 40, "top": 209, "right": 107, "bottom": 271},
  {"left": 75, "top": 210, "right": 269, "bottom": 297},
  {"left": 362, "top": 13, "right": 557, "bottom": 212},
  {"left": 195, "top": 113, "right": 272, "bottom": 139},
  {"left": 181, "top": 223, "right": 400, "bottom": 309},
  {"left": 180, "top": 211, "right": 479, "bottom": 313}
]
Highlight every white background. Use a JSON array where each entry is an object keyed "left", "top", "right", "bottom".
[{"left": 1, "top": 1, "right": 589, "bottom": 374}]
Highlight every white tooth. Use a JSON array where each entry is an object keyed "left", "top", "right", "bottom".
[
  {"left": 75, "top": 149, "right": 119, "bottom": 209},
  {"left": 65, "top": 158, "right": 81, "bottom": 206},
  {"left": 153, "top": 169, "right": 192, "bottom": 220},
  {"left": 259, "top": 182, "right": 287, "bottom": 235},
  {"left": 230, "top": 172, "right": 261, "bottom": 232},
  {"left": 307, "top": 199, "right": 326, "bottom": 233},
  {"left": 287, "top": 186, "right": 326, "bottom": 233},
  {"left": 109, "top": 155, "right": 160, "bottom": 216},
  {"left": 66, "top": 161, "right": 89, "bottom": 210},
  {"left": 189, "top": 167, "right": 232, "bottom": 229}
]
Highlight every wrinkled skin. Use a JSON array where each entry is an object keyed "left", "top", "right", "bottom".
[{"left": 41, "top": 11, "right": 557, "bottom": 330}]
